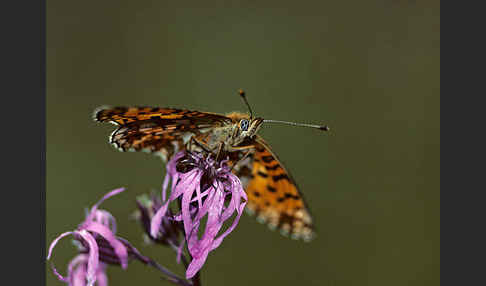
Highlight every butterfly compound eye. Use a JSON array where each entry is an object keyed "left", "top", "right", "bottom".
[{"left": 240, "top": 119, "right": 249, "bottom": 131}]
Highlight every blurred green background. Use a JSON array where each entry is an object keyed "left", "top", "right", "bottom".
[{"left": 47, "top": 1, "right": 439, "bottom": 285}]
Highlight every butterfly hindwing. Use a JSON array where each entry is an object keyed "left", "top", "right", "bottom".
[{"left": 239, "top": 136, "right": 315, "bottom": 241}]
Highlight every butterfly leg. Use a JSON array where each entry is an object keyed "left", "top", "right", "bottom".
[
  {"left": 187, "top": 136, "right": 212, "bottom": 154},
  {"left": 225, "top": 144, "right": 255, "bottom": 170},
  {"left": 230, "top": 149, "right": 253, "bottom": 171},
  {"left": 215, "top": 142, "right": 226, "bottom": 162},
  {"left": 215, "top": 142, "right": 254, "bottom": 163}
]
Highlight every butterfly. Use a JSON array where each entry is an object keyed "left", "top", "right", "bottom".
[{"left": 94, "top": 90, "right": 329, "bottom": 241}]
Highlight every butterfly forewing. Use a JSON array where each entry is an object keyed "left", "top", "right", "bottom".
[
  {"left": 95, "top": 106, "right": 231, "bottom": 158},
  {"left": 235, "top": 136, "right": 315, "bottom": 241}
]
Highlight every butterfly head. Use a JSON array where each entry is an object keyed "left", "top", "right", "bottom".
[{"left": 238, "top": 117, "right": 264, "bottom": 138}]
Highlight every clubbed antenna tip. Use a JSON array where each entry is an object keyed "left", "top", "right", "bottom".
[
  {"left": 238, "top": 89, "right": 253, "bottom": 119},
  {"left": 319, "top": 125, "right": 330, "bottom": 131}
]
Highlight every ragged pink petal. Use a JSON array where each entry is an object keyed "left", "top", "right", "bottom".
[
  {"left": 186, "top": 253, "right": 209, "bottom": 279},
  {"left": 88, "top": 188, "right": 125, "bottom": 220},
  {"left": 161, "top": 169, "right": 170, "bottom": 202},
  {"left": 150, "top": 201, "right": 170, "bottom": 238},
  {"left": 67, "top": 254, "right": 89, "bottom": 282},
  {"left": 211, "top": 200, "right": 246, "bottom": 251},
  {"left": 76, "top": 230, "right": 99, "bottom": 286},
  {"left": 70, "top": 262, "right": 88, "bottom": 286},
  {"left": 171, "top": 170, "right": 200, "bottom": 202},
  {"left": 95, "top": 269, "right": 108, "bottom": 286},
  {"left": 93, "top": 209, "right": 117, "bottom": 233},
  {"left": 47, "top": 231, "right": 75, "bottom": 261},
  {"left": 176, "top": 239, "right": 185, "bottom": 264}
]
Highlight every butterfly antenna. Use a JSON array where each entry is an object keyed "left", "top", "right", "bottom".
[
  {"left": 238, "top": 89, "right": 253, "bottom": 120},
  {"left": 263, "top": 119, "right": 330, "bottom": 132}
]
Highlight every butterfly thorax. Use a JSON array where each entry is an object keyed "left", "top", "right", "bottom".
[{"left": 193, "top": 112, "right": 264, "bottom": 154}]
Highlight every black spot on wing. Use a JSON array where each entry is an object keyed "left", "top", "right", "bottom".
[
  {"left": 272, "top": 174, "right": 290, "bottom": 182},
  {"left": 267, "top": 185, "right": 277, "bottom": 193},
  {"left": 257, "top": 171, "right": 268, "bottom": 178},
  {"left": 266, "top": 164, "right": 281, "bottom": 171},
  {"left": 255, "top": 146, "right": 265, "bottom": 152},
  {"left": 261, "top": 156, "right": 274, "bottom": 163},
  {"left": 284, "top": 193, "right": 300, "bottom": 200}
]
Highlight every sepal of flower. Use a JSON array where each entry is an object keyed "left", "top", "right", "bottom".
[
  {"left": 150, "top": 151, "right": 248, "bottom": 279},
  {"left": 47, "top": 188, "right": 131, "bottom": 286}
]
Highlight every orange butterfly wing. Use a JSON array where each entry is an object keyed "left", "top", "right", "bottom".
[
  {"left": 242, "top": 137, "right": 315, "bottom": 241},
  {"left": 94, "top": 106, "right": 231, "bottom": 158}
]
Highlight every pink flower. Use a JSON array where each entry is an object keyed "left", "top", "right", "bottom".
[
  {"left": 150, "top": 151, "right": 248, "bottom": 279},
  {"left": 47, "top": 188, "right": 129, "bottom": 286}
]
